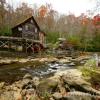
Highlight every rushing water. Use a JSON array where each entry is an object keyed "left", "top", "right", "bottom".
[
  {"left": 0, "top": 61, "right": 79, "bottom": 83},
  {"left": 0, "top": 55, "right": 90, "bottom": 84}
]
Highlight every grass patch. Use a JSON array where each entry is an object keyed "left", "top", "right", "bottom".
[{"left": 79, "top": 59, "right": 100, "bottom": 85}]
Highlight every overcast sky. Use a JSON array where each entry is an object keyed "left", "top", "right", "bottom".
[{"left": 6, "top": 0, "right": 96, "bottom": 16}]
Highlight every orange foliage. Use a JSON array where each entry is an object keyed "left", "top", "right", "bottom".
[
  {"left": 93, "top": 14, "right": 100, "bottom": 28},
  {"left": 82, "top": 16, "right": 88, "bottom": 25}
]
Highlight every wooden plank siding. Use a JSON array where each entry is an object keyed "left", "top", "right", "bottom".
[{"left": 12, "top": 16, "right": 41, "bottom": 40}]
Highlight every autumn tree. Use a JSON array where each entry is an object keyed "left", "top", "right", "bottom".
[
  {"left": 12, "top": 2, "right": 33, "bottom": 26},
  {"left": 0, "top": 0, "right": 6, "bottom": 24},
  {"left": 0, "top": 0, "right": 12, "bottom": 35}
]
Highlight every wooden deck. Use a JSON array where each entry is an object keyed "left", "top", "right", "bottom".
[{"left": 0, "top": 36, "right": 43, "bottom": 53}]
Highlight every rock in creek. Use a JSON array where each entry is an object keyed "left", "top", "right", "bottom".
[{"left": 0, "top": 69, "right": 100, "bottom": 100}]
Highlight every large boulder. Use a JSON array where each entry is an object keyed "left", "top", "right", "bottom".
[{"left": 37, "top": 79, "right": 58, "bottom": 97}]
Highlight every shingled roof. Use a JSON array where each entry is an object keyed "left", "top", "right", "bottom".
[{"left": 12, "top": 16, "right": 40, "bottom": 31}]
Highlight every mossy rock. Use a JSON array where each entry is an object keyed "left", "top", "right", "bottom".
[{"left": 37, "top": 79, "right": 58, "bottom": 97}]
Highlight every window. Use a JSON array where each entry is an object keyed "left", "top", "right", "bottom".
[
  {"left": 31, "top": 20, "right": 33, "bottom": 23},
  {"left": 25, "top": 25, "right": 28, "bottom": 30},
  {"left": 18, "top": 27, "right": 22, "bottom": 31},
  {"left": 35, "top": 28, "right": 37, "bottom": 33}
]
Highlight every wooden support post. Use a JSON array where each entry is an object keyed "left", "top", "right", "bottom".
[
  {"left": 8, "top": 41, "right": 11, "bottom": 51},
  {"left": 32, "top": 42, "right": 34, "bottom": 54},
  {"left": 22, "top": 39, "right": 27, "bottom": 53},
  {"left": 32, "top": 44, "right": 34, "bottom": 54},
  {"left": 26, "top": 41, "right": 34, "bottom": 54},
  {"left": 15, "top": 43, "right": 18, "bottom": 51},
  {"left": 38, "top": 45, "right": 41, "bottom": 57}
]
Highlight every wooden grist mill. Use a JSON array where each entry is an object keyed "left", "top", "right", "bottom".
[{"left": 0, "top": 16, "right": 46, "bottom": 53}]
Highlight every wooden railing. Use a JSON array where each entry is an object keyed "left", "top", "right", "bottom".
[{"left": 0, "top": 36, "right": 43, "bottom": 53}]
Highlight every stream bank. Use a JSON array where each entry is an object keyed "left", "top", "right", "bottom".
[
  {"left": 0, "top": 54, "right": 91, "bottom": 84},
  {"left": 0, "top": 68, "right": 100, "bottom": 100},
  {"left": 0, "top": 52, "right": 100, "bottom": 100}
]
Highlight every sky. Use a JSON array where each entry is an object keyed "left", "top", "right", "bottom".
[{"left": 6, "top": 0, "right": 96, "bottom": 16}]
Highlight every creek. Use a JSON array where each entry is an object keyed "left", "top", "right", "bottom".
[{"left": 0, "top": 56, "right": 88, "bottom": 84}]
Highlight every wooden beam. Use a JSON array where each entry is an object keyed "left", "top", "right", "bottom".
[
  {"left": 0, "top": 41, "right": 9, "bottom": 48},
  {"left": 0, "top": 36, "right": 44, "bottom": 53}
]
